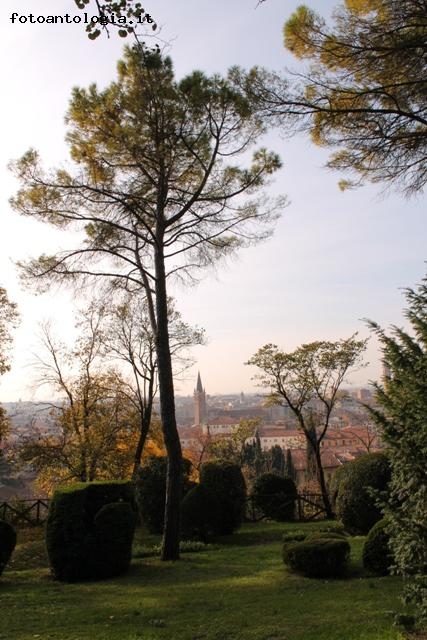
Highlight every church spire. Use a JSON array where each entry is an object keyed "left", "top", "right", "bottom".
[
  {"left": 194, "top": 371, "right": 207, "bottom": 425},
  {"left": 196, "top": 371, "right": 204, "bottom": 393}
]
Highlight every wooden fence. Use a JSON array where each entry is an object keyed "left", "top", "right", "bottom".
[
  {"left": 246, "top": 492, "right": 327, "bottom": 522},
  {"left": 0, "top": 499, "right": 51, "bottom": 527},
  {"left": 1, "top": 492, "right": 327, "bottom": 527}
]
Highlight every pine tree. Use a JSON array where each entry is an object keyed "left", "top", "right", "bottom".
[{"left": 11, "top": 47, "right": 283, "bottom": 560}]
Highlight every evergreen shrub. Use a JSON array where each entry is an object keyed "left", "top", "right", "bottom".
[
  {"left": 200, "top": 460, "right": 246, "bottom": 535},
  {"left": 335, "top": 453, "right": 391, "bottom": 534},
  {"left": 282, "top": 522, "right": 345, "bottom": 546},
  {"left": 317, "top": 521, "right": 346, "bottom": 535},
  {"left": 252, "top": 473, "right": 297, "bottom": 521},
  {"left": 363, "top": 519, "right": 393, "bottom": 575},
  {"left": 0, "top": 519, "right": 17, "bottom": 577},
  {"left": 46, "top": 480, "right": 136, "bottom": 582},
  {"left": 282, "top": 530, "right": 307, "bottom": 544},
  {"left": 134, "top": 456, "right": 193, "bottom": 534},
  {"left": 283, "top": 537, "right": 351, "bottom": 578},
  {"left": 307, "top": 531, "right": 347, "bottom": 542},
  {"left": 180, "top": 483, "right": 220, "bottom": 542}
]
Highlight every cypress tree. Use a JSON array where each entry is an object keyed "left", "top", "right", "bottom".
[{"left": 367, "top": 275, "right": 427, "bottom": 624}]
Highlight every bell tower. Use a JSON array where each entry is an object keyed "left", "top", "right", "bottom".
[{"left": 194, "top": 372, "right": 207, "bottom": 425}]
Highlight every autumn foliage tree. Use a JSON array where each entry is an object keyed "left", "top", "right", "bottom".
[
  {"left": 10, "top": 47, "right": 284, "bottom": 559},
  {"left": 17, "top": 311, "right": 141, "bottom": 493},
  {"left": 101, "top": 293, "right": 204, "bottom": 477}
]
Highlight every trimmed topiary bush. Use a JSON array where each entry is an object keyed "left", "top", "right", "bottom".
[
  {"left": 134, "top": 456, "right": 193, "bottom": 534},
  {"left": 94, "top": 502, "right": 136, "bottom": 577},
  {"left": 363, "top": 519, "right": 393, "bottom": 575},
  {"left": 282, "top": 522, "right": 346, "bottom": 546},
  {"left": 46, "top": 480, "right": 137, "bottom": 582},
  {"left": 282, "top": 530, "right": 308, "bottom": 544},
  {"left": 0, "top": 519, "right": 17, "bottom": 577},
  {"left": 252, "top": 473, "right": 297, "bottom": 521},
  {"left": 307, "top": 531, "right": 347, "bottom": 542},
  {"left": 180, "top": 484, "right": 220, "bottom": 543},
  {"left": 335, "top": 453, "right": 391, "bottom": 534},
  {"left": 283, "top": 537, "right": 351, "bottom": 578},
  {"left": 200, "top": 460, "right": 246, "bottom": 535}
]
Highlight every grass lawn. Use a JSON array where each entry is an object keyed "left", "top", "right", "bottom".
[{"left": 0, "top": 521, "right": 407, "bottom": 640}]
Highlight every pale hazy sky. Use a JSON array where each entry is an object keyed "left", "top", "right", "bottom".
[{"left": 0, "top": 0, "right": 426, "bottom": 400}]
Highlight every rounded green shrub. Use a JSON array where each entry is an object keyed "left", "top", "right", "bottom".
[
  {"left": 180, "top": 484, "right": 220, "bottom": 543},
  {"left": 283, "top": 537, "right": 351, "bottom": 578},
  {"left": 317, "top": 521, "right": 347, "bottom": 536},
  {"left": 363, "top": 519, "right": 393, "bottom": 575},
  {"left": 46, "top": 480, "right": 137, "bottom": 582},
  {"left": 282, "top": 530, "right": 308, "bottom": 544},
  {"left": 282, "top": 522, "right": 346, "bottom": 546},
  {"left": 335, "top": 453, "right": 391, "bottom": 534},
  {"left": 307, "top": 531, "right": 347, "bottom": 542},
  {"left": 252, "top": 473, "right": 297, "bottom": 521},
  {"left": 200, "top": 460, "right": 246, "bottom": 535},
  {"left": 134, "top": 456, "right": 193, "bottom": 534},
  {"left": 0, "top": 520, "right": 17, "bottom": 577}
]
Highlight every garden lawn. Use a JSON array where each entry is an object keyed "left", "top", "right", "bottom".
[{"left": 0, "top": 521, "right": 406, "bottom": 640}]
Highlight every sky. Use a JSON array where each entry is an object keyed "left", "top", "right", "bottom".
[{"left": 0, "top": 0, "right": 426, "bottom": 400}]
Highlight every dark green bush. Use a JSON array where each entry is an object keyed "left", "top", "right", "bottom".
[
  {"left": 283, "top": 537, "right": 351, "bottom": 578},
  {"left": 252, "top": 473, "right": 297, "bottom": 521},
  {"left": 46, "top": 481, "right": 137, "bottom": 582},
  {"left": 282, "top": 530, "right": 308, "bottom": 544},
  {"left": 180, "top": 483, "right": 220, "bottom": 543},
  {"left": 335, "top": 453, "right": 391, "bottom": 534},
  {"left": 200, "top": 460, "right": 246, "bottom": 535},
  {"left": 0, "top": 519, "right": 17, "bottom": 577},
  {"left": 134, "top": 456, "right": 193, "bottom": 534},
  {"left": 363, "top": 519, "right": 393, "bottom": 575},
  {"left": 282, "top": 522, "right": 345, "bottom": 546},
  {"left": 94, "top": 502, "right": 136, "bottom": 577},
  {"left": 317, "top": 521, "right": 346, "bottom": 536},
  {"left": 307, "top": 531, "right": 347, "bottom": 542}
]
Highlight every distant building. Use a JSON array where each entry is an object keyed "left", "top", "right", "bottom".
[
  {"left": 194, "top": 372, "right": 207, "bottom": 425},
  {"left": 356, "top": 388, "right": 373, "bottom": 402},
  {"left": 251, "top": 425, "right": 305, "bottom": 450},
  {"left": 201, "top": 416, "right": 240, "bottom": 436}
]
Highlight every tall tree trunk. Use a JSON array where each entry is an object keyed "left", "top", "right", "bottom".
[{"left": 154, "top": 245, "right": 182, "bottom": 561}]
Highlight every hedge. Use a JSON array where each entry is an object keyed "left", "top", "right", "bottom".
[
  {"left": 46, "top": 480, "right": 137, "bottom": 582},
  {"left": 200, "top": 460, "right": 246, "bottom": 535},
  {"left": 0, "top": 520, "right": 17, "bottom": 577}
]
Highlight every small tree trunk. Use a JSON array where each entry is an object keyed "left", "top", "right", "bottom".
[
  {"left": 154, "top": 243, "right": 182, "bottom": 561},
  {"left": 131, "top": 393, "right": 153, "bottom": 479},
  {"left": 313, "top": 445, "right": 334, "bottom": 519}
]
